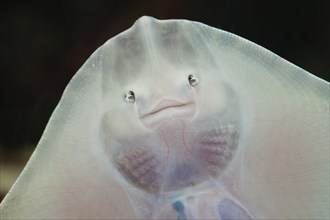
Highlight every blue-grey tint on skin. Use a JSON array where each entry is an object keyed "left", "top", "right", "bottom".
[
  {"left": 218, "top": 198, "right": 253, "bottom": 220},
  {"left": 172, "top": 201, "right": 187, "bottom": 220}
]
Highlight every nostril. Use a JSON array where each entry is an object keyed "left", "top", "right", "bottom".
[
  {"left": 125, "top": 91, "right": 135, "bottom": 103},
  {"left": 188, "top": 74, "right": 199, "bottom": 86}
]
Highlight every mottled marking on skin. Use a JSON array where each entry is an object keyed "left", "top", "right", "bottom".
[
  {"left": 116, "top": 146, "right": 162, "bottom": 193},
  {"left": 193, "top": 124, "right": 239, "bottom": 176},
  {"left": 115, "top": 124, "right": 239, "bottom": 194}
]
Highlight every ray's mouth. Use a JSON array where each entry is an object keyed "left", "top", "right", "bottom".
[
  {"left": 139, "top": 99, "right": 196, "bottom": 129},
  {"left": 142, "top": 100, "right": 193, "bottom": 118}
]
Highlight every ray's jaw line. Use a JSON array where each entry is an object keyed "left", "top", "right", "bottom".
[
  {"left": 141, "top": 100, "right": 194, "bottom": 118},
  {"left": 137, "top": 99, "right": 196, "bottom": 130}
]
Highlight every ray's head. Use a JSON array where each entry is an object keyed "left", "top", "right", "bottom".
[
  {"left": 100, "top": 16, "right": 241, "bottom": 136},
  {"left": 97, "top": 17, "right": 243, "bottom": 194}
]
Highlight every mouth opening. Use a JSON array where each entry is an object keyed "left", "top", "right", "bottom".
[{"left": 139, "top": 99, "right": 196, "bottom": 129}]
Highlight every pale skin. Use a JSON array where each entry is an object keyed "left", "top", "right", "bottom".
[{"left": 0, "top": 16, "right": 329, "bottom": 219}]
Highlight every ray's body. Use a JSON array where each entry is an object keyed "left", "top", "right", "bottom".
[{"left": 1, "top": 17, "right": 329, "bottom": 219}]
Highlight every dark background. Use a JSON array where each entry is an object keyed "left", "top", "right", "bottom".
[{"left": 0, "top": 0, "right": 329, "bottom": 199}]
